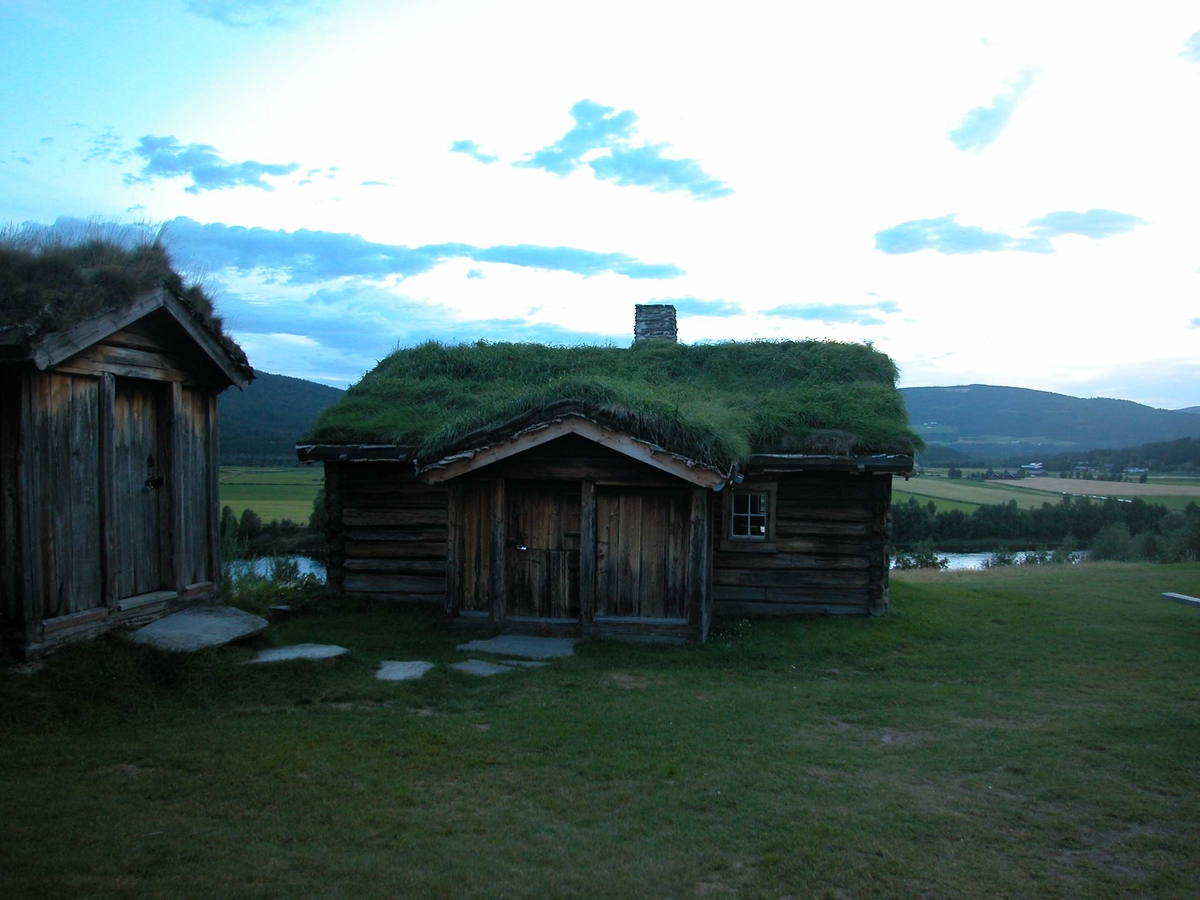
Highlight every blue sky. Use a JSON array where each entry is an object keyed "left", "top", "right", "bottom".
[{"left": 2, "top": 0, "right": 1198, "bottom": 408}]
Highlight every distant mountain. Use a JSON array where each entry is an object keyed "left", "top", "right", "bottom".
[
  {"left": 901, "top": 385, "right": 1200, "bottom": 461},
  {"left": 1181, "top": 406, "right": 1200, "bottom": 415},
  {"left": 220, "top": 371, "right": 344, "bottom": 464}
]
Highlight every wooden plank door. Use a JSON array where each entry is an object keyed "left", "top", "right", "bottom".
[
  {"left": 112, "top": 379, "right": 165, "bottom": 598},
  {"left": 595, "top": 487, "right": 689, "bottom": 619},
  {"left": 457, "top": 480, "right": 493, "bottom": 614},
  {"left": 505, "top": 482, "right": 581, "bottom": 618}
]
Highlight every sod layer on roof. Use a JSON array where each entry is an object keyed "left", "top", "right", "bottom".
[
  {"left": 306, "top": 339, "right": 922, "bottom": 468},
  {"left": 0, "top": 228, "right": 248, "bottom": 371}
]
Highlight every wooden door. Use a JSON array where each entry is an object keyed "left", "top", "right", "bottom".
[
  {"left": 112, "top": 379, "right": 165, "bottom": 598},
  {"left": 458, "top": 480, "right": 493, "bottom": 613},
  {"left": 595, "top": 487, "right": 689, "bottom": 619},
  {"left": 505, "top": 482, "right": 581, "bottom": 618}
]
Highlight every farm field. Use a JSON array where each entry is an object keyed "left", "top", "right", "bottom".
[
  {"left": 3, "top": 564, "right": 1199, "bottom": 898},
  {"left": 891, "top": 488, "right": 979, "bottom": 514},
  {"left": 219, "top": 466, "right": 323, "bottom": 524},
  {"left": 899, "top": 474, "right": 1200, "bottom": 512}
]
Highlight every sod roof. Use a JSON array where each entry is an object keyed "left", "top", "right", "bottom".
[
  {"left": 306, "top": 339, "right": 923, "bottom": 469},
  {"left": 0, "top": 228, "right": 249, "bottom": 374}
]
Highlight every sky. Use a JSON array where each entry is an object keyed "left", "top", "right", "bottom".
[{"left": 2, "top": 0, "right": 1198, "bottom": 409}]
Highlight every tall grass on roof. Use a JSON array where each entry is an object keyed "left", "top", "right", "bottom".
[
  {"left": 307, "top": 339, "right": 923, "bottom": 468},
  {"left": 0, "top": 219, "right": 247, "bottom": 368}
]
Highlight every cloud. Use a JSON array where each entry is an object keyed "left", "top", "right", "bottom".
[
  {"left": 1183, "top": 30, "right": 1200, "bottom": 63},
  {"left": 762, "top": 300, "right": 898, "bottom": 326},
  {"left": 157, "top": 217, "right": 683, "bottom": 282},
  {"left": 185, "top": 0, "right": 326, "bottom": 28},
  {"left": 85, "top": 127, "right": 127, "bottom": 164},
  {"left": 39, "top": 137, "right": 53, "bottom": 145},
  {"left": 466, "top": 269, "right": 485, "bottom": 280},
  {"left": 1190, "top": 318, "right": 1200, "bottom": 328},
  {"left": 648, "top": 297, "right": 742, "bottom": 317},
  {"left": 449, "top": 140, "right": 499, "bottom": 165},
  {"left": 874, "top": 209, "right": 1144, "bottom": 255},
  {"left": 514, "top": 99, "right": 731, "bottom": 200},
  {"left": 360, "top": 180, "right": 394, "bottom": 187},
  {"left": 948, "top": 70, "right": 1037, "bottom": 152},
  {"left": 125, "top": 136, "right": 300, "bottom": 193},
  {"left": 1026, "top": 209, "right": 1145, "bottom": 240}
]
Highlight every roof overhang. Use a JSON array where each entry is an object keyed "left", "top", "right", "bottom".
[
  {"left": 420, "top": 415, "right": 729, "bottom": 487},
  {"left": 747, "top": 453, "right": 915, "bottom": 475},
  {"left": 9, "top": 287, "right": 251, "bottom": 390},
  {"left": 296, "top": 444, "right": 415, "bottom": 463}
]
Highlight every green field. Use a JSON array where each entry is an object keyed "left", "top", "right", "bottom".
[
  {"left": 3, "top": 564, "right": 1200, "bottom": 897},
  {"left": 891, "top": 488, "right": 980, "bottom": 514},
  {"left": 219, "top": 466, "right": 323, "bottom": 524},
  {"left": 894, "top": 476, "right": 1056, "bottom": 509},
  {"left": 900, "top": 474, "right": 1200, "bottom": 512}
]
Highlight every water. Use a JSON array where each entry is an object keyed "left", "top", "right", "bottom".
[
  {"left": 894, "top": 551, "right": 1088, "bottom": 571},
  {"left": 224, "top": 555, "right": 327, "bottom": 582}
]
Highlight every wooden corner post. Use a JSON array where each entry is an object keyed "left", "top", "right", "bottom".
[
  {"left": 99, "top": 373, "right": 118, "bottom": 608},
  {"left": 445, "top": 482, "right": 463, "bottom": 616},
  {"left": 686, "top": 487, "right": 710, "bottom": 633},
  {"left": 579, "top": 479, "right": 596, "bottom": 623},
  {"left": 489, "top": 478, "right": 506, "bottom": 623}
]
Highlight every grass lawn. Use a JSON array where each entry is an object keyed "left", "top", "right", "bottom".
[
  {"left": 219, "top": 466, "right": 323, "bottom": 524},
  {"left": 3, "top": 564, "right": 1200, "bottom": 898},
  {"left": 894, "top": 476, "right": 1055, "bottom": 510}
]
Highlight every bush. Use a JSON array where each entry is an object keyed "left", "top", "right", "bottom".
[
  {"left": 1089, "top": 523, "right": 1141, "bottom": 562},
  {"left": 893, "top": 542, "right": 949, "bottom": 570},
  {"left": 239, "top": 508, "right": 263, "bottom": 541},
  {"left": 221, "top": 557, "right": 324, "bottom": 616}
]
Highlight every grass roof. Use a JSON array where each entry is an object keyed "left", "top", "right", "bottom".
[
  {"left": 306, "top": 339, "right": 923, "bottom": 469},
  {"left": 0, "top": 222, "right": 248, "bottom": 371}
]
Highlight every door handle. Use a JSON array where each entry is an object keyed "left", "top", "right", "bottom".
[{"left": 145, "top": 474, "right": 165, "bottom": 490}]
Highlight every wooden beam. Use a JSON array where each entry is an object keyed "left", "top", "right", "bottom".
[
  {"left": 579, "top": 479, "right": 596, "bottom": 623},
  {"left": 163, "top": 381, "right": 185, "bottom": 591},
  {"left": 207, "top": 392, "right": 221, "bottom": 586},
  {"left": 31, "top": 291, "right": 166, "bottom": 371},
  {"left": 420, "top": 415, "right": 725, "bottom": 487},
  {"left": 99, "top": 373, "right": 118, "bottom": 609},
  {"left": 488, "top": 478, "right": 506, "bottom": 623},
  {"left": 685, "top": 486, "right": 709, "bottom": 631},
  {"left": 444, "top": 482, "right": 462, "bottom": 615},
  {"left": 160, "top": 290, "right": 251, "bottom": 390}
]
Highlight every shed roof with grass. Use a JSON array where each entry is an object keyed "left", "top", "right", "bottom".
[
  {"left": 0, "top": 226, "right": 253, "bottom": 660},
  {"left": 299, "top": 305, "right": 918, "bottom": 642}
]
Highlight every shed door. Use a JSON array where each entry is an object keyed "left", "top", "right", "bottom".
[
  {"left": 505, "top": 482, "right": 580, "bottom": 618},
  {"left": 113, "top": 379, "right": 165, "bottom": 598},
  {"left": 595, "top": 487, "right": 690, "bottom": 619}
]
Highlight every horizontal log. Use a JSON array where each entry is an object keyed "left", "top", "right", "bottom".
[
  {"left": 343, "top": 490, "right": 448, "bottom": 509},
  {"left": 344, "top": 540, "right": 448, "bottom": 559},
  {"left": 715, "top": 601, "right": 868, "bottom": 617},
  {"left": 713, "top": 552, "right": 870, "bottom": 570},
  {"left": 343, "top": 591, "right": 445, "bottom": 605},
  {"left": 773, "top": 538, "right": 872, "bottom": 555},
  {"left": 42, "top": 606, "right": 108, "bottom": 634},
  {"left": 343, "top": 527, "right": 448, "bottom": 542},
  {"left": 712, "top": 585, "right": 870, "bottom": 604},
  {"left": 775, "top": 522, "right": 872, "bottom": 538},
  {"left": 344, "top": 573, "right": 446, "bottom": 593},
  {"left": 343, "top": 559, "right": 446, "bottom": 574},
  {"left": 713, "top": 568, "right": 870, "bottom": 589},
  {"left": 342, "top": 508, "right": 447, "bottom": 527},
  {"left": 775, "top": 505, "right": 872, "bottom": 523},
  {"left": 490, "top": 459, "right": 679, "bottom": 484},
  {"left": 343, "top": 476, "right": 441, "bottom": 492}
]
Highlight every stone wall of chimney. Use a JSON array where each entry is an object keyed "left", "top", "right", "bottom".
[{"left": 633, "top": 304, "right": 678, "bottom": 343}]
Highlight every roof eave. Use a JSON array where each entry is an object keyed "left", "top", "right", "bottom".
[{"left": 747, "top": 453, "right": 915, "bottom": 475}]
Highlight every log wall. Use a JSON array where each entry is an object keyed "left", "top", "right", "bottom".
[
  {"left": 712, "top": 472, "right": 892, "bottom": 617},
  {"left": 330, "top": 462, "right": 448, "bottom": 604}
]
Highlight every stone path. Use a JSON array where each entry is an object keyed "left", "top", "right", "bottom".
[
  {"left": 456, "top": 636, "right": 576, "bottom": 660},
  {"left": 376, "top": 661, "right": 434, "bottom": 681},
  {"left": 131, "top": 606, "right": 268, "bottom": 652},
  {"left": 450, "top": 659, "right": 519, "bottom": 677},
  {"left": 247, "top": 643, "right": 348, "bottom": 664}
]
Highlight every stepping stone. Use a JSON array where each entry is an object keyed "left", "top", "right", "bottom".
[
  {"left": 455, "top": 635, "right": 576, "bottom": 660},
  {"left": 450, "top": 659, "right": 517, "bottom": 677},
  {"left": 247, "top": 643, "right": 348, "bottom": 664},
  {"left": 376, "top": 661, "right": 434, "bottom": 681},
  {"left": 498, "top": 659, "right": 548, "bottom": 668},
  {"left": 130, "top": 606, "right": 268, "bottom": 652}
]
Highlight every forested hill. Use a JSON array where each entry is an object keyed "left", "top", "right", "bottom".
[
  {"left": 901, "top": 385, "right": 1200, "bottom": 459},
  {"left": 220, "top": 371, "right": 344, "bottom": 464}
]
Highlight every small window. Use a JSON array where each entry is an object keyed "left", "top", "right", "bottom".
[{"left": 730, "top": 491, "right": 769, "bottom": 540}]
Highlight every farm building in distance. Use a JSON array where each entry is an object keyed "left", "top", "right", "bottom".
[
  {"left": 0, "top": 235, "right": 252, "bottom": 660},
  {"left": 298, "top": 305, "right": 919, "bottom": 643}
]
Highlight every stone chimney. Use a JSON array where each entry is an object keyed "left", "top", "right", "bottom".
[{"left": 633, "top": 304, "right": 677, "bottom": 343}]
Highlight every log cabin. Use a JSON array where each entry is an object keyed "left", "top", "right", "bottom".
[
  {"left": 0, "top": 238, "right": 252, "bottom": 660},
  {"left": 298, "top": 306, "right": 918, "bottom": 643}
]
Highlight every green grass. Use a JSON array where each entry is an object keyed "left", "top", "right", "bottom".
[
  {"left": 894, "top": 476, "right": 1057, "bottom": 509},
  {"left": 307, "top": 339, "right": 921, "bottom": 465},
  {"left": 3, "top": 564, "right": 1200, "bottom": 898},
  {"left": 219, "top": 466, "right": 322, "bottom": 524}
]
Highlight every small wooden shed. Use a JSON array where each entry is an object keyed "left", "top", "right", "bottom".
[
  {"left": 1, "top": 244, "right": 252, "bottom": 660},
  {"left": 298, "top": 307, "right": 918, "bottom": 642}
]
